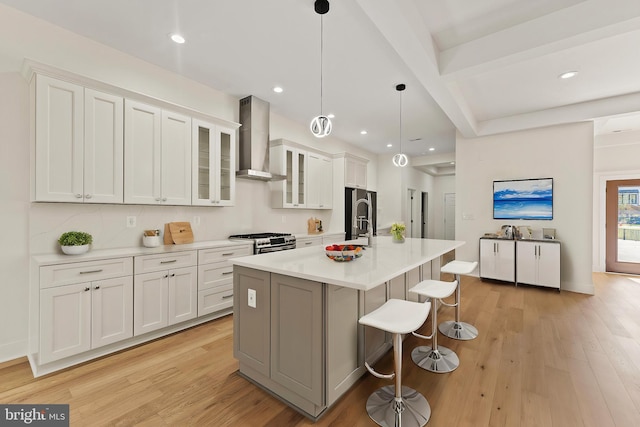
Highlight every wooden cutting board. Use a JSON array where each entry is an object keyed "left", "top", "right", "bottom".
[{"left": 164, "top": 222, "right": 194, "bottom": 244}]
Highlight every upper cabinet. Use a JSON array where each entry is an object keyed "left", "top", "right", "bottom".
[
  {"left": 124, "top": 100, "right": 191, "bottom": 205},
  {"left": 344, "top": 154, "right": 368, "bottom": 189},
  {"left": 34, "top": 75, "right": 124, "bottom": 203},
  {"left": 270, "top": 139, "right": 333, "bottom": 209},
  {"left": 307, "top": 152, "right": 333, "bottom": 209},
  {"left": 192, "top": 119, "right": 237, "bottom": 206}
]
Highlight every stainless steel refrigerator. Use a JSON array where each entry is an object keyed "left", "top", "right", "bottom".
[{"left": 345, "top": 188, "right": 377, "bottom": 240}]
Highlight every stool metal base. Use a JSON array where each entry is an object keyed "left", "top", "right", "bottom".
[
  {"left": 438, "top": 320, "right": 478, "bottom": 341},
  {"left": 366, "top": 385, "right": 431, "bottom": 427},
  {"left": 411, "top": 345, "right": 460, "bottom": 373}
]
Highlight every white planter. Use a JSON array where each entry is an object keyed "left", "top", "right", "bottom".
[{"left": 61, "top": 244, "right": 90, "bottom": 255}]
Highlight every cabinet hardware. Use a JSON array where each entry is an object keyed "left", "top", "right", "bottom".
[
  {"left": 160, "top": 260, "right": 177, "bottom": 264},
  {"left": 222, "top": 252, "right": 234, "bottom": 256},
  {"left": 222, "top": 294, "right": 233, "bottom": 299},
  {"left": 222, "top": 271, "right": 233, "bottom": 276},
  {"left": 94, "top": 285, "right": 100, "bottom": 290},
  {"left": 305, "top": 241, "right": 312, "bottom": 245},
  {"left": 80, "top": 269, "right": 103, "bottom": 274},
  {"left": 164, "top": 274, "right": 169, "bottom": 278},
  {"left": 84, "top": 287, "right": 90, "bottom": 291},
  {"left": 155, "top": 197, "right": 161, "bottom": 201},
  {"left": 162, "top": 197, "right": 167, "bottom": 202},
  {"left": 85, "top": 194, "right": 92, "bottom": 199},
  {"left": 170, "top": 273, "right": 176, "bottom": 277},
  {"left": 75, "top": 193, "right": 83, "bottom": 198}
]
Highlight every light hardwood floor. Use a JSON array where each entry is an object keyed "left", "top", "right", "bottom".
[{"left": 2, "top": 273, "right": 640, "bottom": 426}]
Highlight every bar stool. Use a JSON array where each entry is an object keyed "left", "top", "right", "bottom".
[
  {"left": 438, "top": 260, "right": 479, "bottom": 340},
  {"left": 359, "top": 298, "right": 432, "bottom": 427},
  {"left": 409, "top": 279, "right": 460, "bottom": 373}
]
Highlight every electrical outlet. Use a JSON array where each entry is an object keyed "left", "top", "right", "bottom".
[
  {"left": 248, "top": 289, "right": 256, "bottom": 308},
  {"left": 281, "top": 215, "right": 286, "bottom": 224},
  {"left": 126, "top": 216, "right": 136, "bottom": 228}
]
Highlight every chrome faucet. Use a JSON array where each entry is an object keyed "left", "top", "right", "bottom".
[{"left": 354, "top": 193, "right": 373, "bottom": 247}]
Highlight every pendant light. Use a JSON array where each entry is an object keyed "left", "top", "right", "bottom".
[
  {"left": 392, "top": 84, "right": 408, "bottom": 167},
  {"left": 310, "top": 0, "right": 332, "bottom": 138}
]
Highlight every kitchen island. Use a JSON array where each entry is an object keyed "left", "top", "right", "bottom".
[{"left": 230, "top": 237, "right": 464, "bottom": 420}]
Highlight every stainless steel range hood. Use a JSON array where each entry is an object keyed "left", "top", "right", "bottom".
[{"left": 237, "top": 95, "right": 284, "bottom": 181}]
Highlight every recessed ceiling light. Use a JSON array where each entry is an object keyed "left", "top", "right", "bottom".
[
  {"left": 273, "top": 86, "right": 283, "bottom": 93},
  {"left": 428, "top": 147, "right": 435, "bottom": 151},
  {"left": 327, "top": 113, "right": 335, "bottom": 119},
  {"left": 360, "top": 130, "right": 367, "bottom": 135},
  {"left": 559, "top": 71, "right": 578, "bottom": 79},
  {"left": 386, "top": 144, "right": 393, "bottom": 148},
  {"left": 170, "top": 34, "right": 186, "bottom": 44}
]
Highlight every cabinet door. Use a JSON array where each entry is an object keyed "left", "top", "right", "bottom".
[
  {"left": 345, "top": 157, "right": 367, "bottom": 189},
  {"left": 192, "top": 119, "right": 213, "bottom": 205},
  {"left": 124, "top": 100, "right": 162, "bottom": 204},
  {"left": 536, "top": 242, "right": 561, "bottom": 289},
  {"left": 319, "top": 156, "right": 333, "bottom": 209},
  {"left": 405, "top": 266, "right": 421, "bottom": 302},
  {"left": 306, "top": 154, "right": 322, "bottom": 208},
  {"left": 40, "top": 282, "right": 91, "bottom": 364},
  {"left": 281, "top": 147, "right": 306, "bottom": 208},
  {"left": 215, "top": 125, "right": 236, "bottom": 206},
  {"left": 479, "top": 239, "right": 497, "bottom": 279},
  {"left": 168, "top": 266, "right": 198, "bottom": 325},
  {"left": 35, "top": 75, "right": 84, "bottom": 202},
  {"left": 270, "top": 274, "right": 323, "bottom": 405},
  {"left": 161, "top": 110, "right": 191, "bottom": 205},
  {"left": 515, "top": 241, "right": 537, "bottom": 285},
  {"left": 363, "top": 284, "right": 387, "bottom": 364},
  {"left": 84, "top": 89, "right": 124, "bottom": 203},
  {"left": 133, "top": 270, "right": 168, "bottom": 335},
  {"left": 496, "top": 240, "right": 515, "bottom": 281},
  {"left": 91, "top": 276, "right": 133, "bottom": 348}
]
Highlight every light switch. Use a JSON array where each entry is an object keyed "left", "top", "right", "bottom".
[{"left": 248, "top": 288, "right": 256, "bottom": 308}]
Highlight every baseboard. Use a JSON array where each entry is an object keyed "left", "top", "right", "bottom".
[{"left": 0, "top": 339, "right": 27, "bottom": 364}]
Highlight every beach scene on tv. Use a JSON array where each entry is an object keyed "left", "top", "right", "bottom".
[{"left": 493, "top": 178, "right": 553, "bottom": 220}]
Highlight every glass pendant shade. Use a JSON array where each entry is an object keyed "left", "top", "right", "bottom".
[{"left": 310, "top": 115, "right": 332, "bottom": 138}]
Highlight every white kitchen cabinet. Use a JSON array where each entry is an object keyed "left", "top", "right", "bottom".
[
  {"left": 516, "top": 240, "right": 561, "bottom": 289},
  {"left": 39, "top": 273, "right": 133, "bottom": 365},
  {"left": 479, "top": 238, "right": 515, "bottom": 282},
  {"left": 197, "top": 244, "right": 252, "bottom": 316},
  {"left": 271, "top": 143, "right": 307, "bottom": 208},
  {"left": 345, "top": 155, "right": 368, "bottom": 189},
  {"left": 192, "top": 119, "right": 237, "bottom": 206},
  {"left": 307, "top": 153, "right": 333, "bottom": 209},
  {"left": 133, "top": 251, "right": 198, "bottom": 335},
  {"left": 124, "top": 100, "right": 191, "bottom": 205},
  {"left": 34, "top": 75, "right": 124, "bottom": 203},
  {"left": 296, "top": 235, "right": 323, "bottom": 249}
]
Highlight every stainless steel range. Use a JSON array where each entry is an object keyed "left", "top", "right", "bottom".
[{"left": 229, "top": 232, "right": 296, "bottom": 254}]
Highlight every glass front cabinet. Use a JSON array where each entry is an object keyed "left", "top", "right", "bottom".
[{"left": 192, "top": 119, "right": 237, "bottom": 206}]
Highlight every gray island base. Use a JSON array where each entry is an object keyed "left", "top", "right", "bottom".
[{"left": 231, "top": 237, "right": 464, "bottom": 420}]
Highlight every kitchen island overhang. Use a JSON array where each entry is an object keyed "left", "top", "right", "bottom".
[{"left": 230, "top": 237, "right": 465, "bottom": 420}]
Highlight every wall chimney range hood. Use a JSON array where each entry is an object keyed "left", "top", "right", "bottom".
[{"left": 237, "top": 95, "right": 284, "bottom": 181}]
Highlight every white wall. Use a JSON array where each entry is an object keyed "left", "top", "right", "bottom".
[
  {"left": 0, "top": 4, "right": 381, "bottom": 362},
  {"left": 433, "top": 175, "right": 456, "bottom": 240},
  {"left": 456, "top": 122, "right": 594, "bottom": 294}
]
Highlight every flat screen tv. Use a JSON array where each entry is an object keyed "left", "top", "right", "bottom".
[{"left": 493, "top": 178, "right": 553, "bottom": 220}]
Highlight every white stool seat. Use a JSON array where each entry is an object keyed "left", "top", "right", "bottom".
[
  {"left": 441, "top": 260, "right": 478, "bottom": 275},
  {"left": 359, "top": 299, "right": 431, "bottom": 334},
  {"left": 409, "top": 279, "right": 458, "bottom": 300}
]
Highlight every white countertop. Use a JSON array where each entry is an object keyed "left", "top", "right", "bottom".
[{"left": 230, "top": 237, "right": 465, "bottom": 291}]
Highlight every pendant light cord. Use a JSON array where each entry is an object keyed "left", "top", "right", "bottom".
[
  {"left": 399, "top": 89, "right": 402, "bottom": 154},
  {"left": 320, "top": 15, "right": 324, "bottom": 115}
]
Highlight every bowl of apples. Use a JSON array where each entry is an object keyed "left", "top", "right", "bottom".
[{"left": 325, "top": 244, "right": 363, "bottom": 262}]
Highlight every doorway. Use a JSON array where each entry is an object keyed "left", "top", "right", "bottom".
[
  {"left": 606, "top": 179, "right": 640, "bottom": 274},
  {"left": 444, "top": 193, "right": 455, "bottom": 240},
  {"left": 421, "top": 192, "right": 428, "bottom": 238}
]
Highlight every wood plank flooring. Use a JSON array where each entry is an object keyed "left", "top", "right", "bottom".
[{"left": 2, "top": 273, "right": 640, "bottom": 426}]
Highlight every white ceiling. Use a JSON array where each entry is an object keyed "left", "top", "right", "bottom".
[{"left": 3, "top": 0, "right": 640, "bottom": 159}]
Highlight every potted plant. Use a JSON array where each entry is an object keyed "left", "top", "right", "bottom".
[
  {"left": 58, "top": 231, "right": 93, "bottom": 255},
  {"left": 390, "top": 222, "right": 406, "bottom": 243}
]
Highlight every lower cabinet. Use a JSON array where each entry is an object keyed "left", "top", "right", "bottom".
[
  {"left": 479, "top": 238, "right": 516, "bottom": 282},
  {"left": 40, "top": 276, "right": 133, "bottom": 364},
  {"left": 516, "top": 240, "right": 561, "bottom": 289},
  {"left": 133, "top": 266, "right": 197, "bottom": 335}
]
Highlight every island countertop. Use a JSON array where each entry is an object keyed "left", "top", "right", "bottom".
[{"left": 230, "top": 236, "right": 465, "bottom": 291}]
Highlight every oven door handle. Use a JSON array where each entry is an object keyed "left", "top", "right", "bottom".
[{"left": 258, "top": 244, "right": 296, "bottom": 254}]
